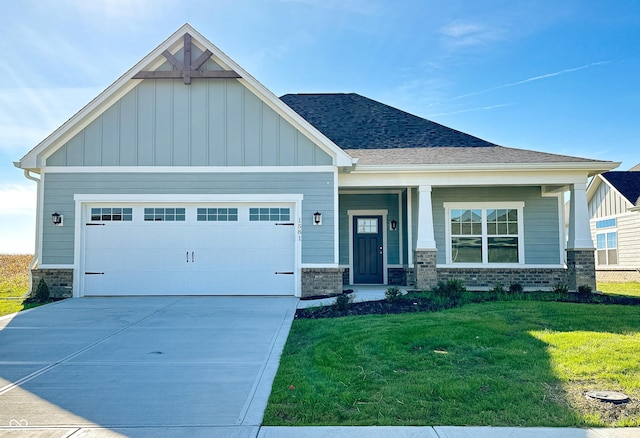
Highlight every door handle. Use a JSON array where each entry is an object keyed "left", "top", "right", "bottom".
[
  {"left": 186, "top": 251, "right": 189, "bottom": 263},
  {"left": 192, "top": 251, "right": 195, "bottom": 263},
  {"left": 379, "top": 246, "right": 383, "bottom": 255}
]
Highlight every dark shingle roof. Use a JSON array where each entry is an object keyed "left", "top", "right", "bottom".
[
  {"left": 281, "top": 93, "right": 497, "bottom": 149},
  {"left": 602, "top": 172, "right": 640, "bottom": 206}
]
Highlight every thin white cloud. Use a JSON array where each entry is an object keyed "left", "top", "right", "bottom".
[
  {"left": 427, "top": 103, "right": 513, "bottom": 117},
  {"left": 452, "top": 61, "right": 612, "bottom": 100},
  {"left": 439, "top": 19, "right": 505, "bottom": 47}
]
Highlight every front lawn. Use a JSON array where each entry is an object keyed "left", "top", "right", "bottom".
[
  {"left": 599, "top": 282, "right": 640, "bottom": 298},
  {"left": 265, "top": 301, "right": 640, "bottom": 427}
]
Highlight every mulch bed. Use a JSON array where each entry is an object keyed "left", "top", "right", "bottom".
[{"left": 295, "top": 292, "right": 640, "bottom": 319}]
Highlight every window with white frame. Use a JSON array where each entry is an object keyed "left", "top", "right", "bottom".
[
  {"left": 445, "top": 203, "right": 524, "bottom": 265},
  {"left": 595, "top": 218, "right": 617, "bottom": 265}
]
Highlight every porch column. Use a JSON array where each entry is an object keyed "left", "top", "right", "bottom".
[
  {"left": 416, "top": 185, "right": 436, "bottom": 249},
  {"left": 567, "top": 182, "right": 596, "bottom": 291},
  {"left": 414, "top": 185, "right": 438, "bottom": 290}
]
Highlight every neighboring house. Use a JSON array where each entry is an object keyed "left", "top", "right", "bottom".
[
  {"left": 587, "top": 166, "right": 640, "bottom": 282},
  {"left": 15, "top": 24, "right": 618, "bottom": 298}
]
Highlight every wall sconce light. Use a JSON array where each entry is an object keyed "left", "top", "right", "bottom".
[
  {"left": 390, "top": 219, "right": 397, "bottom": 231},
  {"left": 51, "top": 212, "right": 63, "bottom": 226},
  {"left": 313, "top": 211, "right": 322, "bottom": 226}
]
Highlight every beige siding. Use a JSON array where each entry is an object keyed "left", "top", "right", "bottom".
[{"left": 617, "top": 213, "right": 640, "bottom": 266}]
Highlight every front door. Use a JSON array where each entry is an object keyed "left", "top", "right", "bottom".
[{"left": 353, "top": 216, "right": 384, "bottom": 284}]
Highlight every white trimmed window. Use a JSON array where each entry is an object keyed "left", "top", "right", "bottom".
[
  {"left": 444, "top": 202, "right": 525, "bottom": 265},
  {"left": 595, "top": 218, "right": 617, "bottom": 265}
]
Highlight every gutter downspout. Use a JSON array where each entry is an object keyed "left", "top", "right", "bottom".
[{"left": 22, "top": 169, "right": 41, "bottom": 296}]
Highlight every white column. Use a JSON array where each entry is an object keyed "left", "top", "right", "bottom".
[
  {"left": 416, "top": 185, "right": 437, "bottom": 249},
  {"left": 568, "top": 182, "right": 594, "bottom": 249}
]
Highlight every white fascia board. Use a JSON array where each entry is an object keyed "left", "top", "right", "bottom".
[
  {"left": 339, "top": 167, "right": 618, "bottom": 188},
  {"left": 42, "top": 165, "right": 337, "bottom": 174},
  {"left": 349, "top": 161, "right": 620, "bottom": 176},
  {"left": 17, "top": 24, "right": 355, "bottom": 170},
  {"left": 586, "top": 174, "right": 605, "bottom": 202}
]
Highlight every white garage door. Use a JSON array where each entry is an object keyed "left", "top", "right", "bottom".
[{"left": 82, "top": 203, "right": 296, "bottom": 296}]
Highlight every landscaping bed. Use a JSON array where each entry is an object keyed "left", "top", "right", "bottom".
[{"left": 296, "top": 289, "right": 640, "bottom": 319}]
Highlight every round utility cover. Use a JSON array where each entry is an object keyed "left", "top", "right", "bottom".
[{"left": 585, "top": 390, "right": 630, "bottom": 403}]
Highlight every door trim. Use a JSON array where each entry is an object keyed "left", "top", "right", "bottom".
[{"left": 347, "top": 209, "right": 388, "bottom": 285}]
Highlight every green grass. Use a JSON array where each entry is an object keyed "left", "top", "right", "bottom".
[
  {"left": 265, "top": 301, "right": 640, "bottom": 427},
  {"left": 598, "top": 282, "right": 640, "bottom": 297}
]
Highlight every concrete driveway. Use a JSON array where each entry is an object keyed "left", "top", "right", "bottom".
[{"left": 0, "top": 296, "right": 298, "bottom": 437}]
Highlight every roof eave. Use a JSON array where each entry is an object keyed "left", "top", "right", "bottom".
[{"left": 351, "top": 161, "right": 621, "bottom": 175}]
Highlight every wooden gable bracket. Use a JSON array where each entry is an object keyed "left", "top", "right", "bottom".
[{"left": 133, "top": 34, "right": 241, "bottom": 84}]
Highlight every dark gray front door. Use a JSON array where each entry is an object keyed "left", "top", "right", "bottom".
[{"left": 353, "top": 216, "right": 384, "bottom": 284}]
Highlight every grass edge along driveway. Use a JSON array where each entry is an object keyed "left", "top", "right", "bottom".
[{"left": 264, "top": 301, "right": 640, "bottom": 427}]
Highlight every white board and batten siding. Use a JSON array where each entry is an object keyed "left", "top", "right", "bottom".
[{"left": 588, "top": 180, "right": 633, "bottom": 219}]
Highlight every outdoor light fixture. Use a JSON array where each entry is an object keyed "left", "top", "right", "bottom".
[
  {"left": 390, "top": 219, "right": 398, "bottom": 231},
  {"left": 313, "top": 211, "right": 322, "bottom": 225},
  {"left": 51, "top": 212, "right": 63, "bottom": 226}
]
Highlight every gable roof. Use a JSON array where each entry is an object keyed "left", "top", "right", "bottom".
[
  {"left": 280, "top": 93, "right": 496, "bottom": 149},
  {"left": 600, "top": 171, "right": 640, "bottom": 206},
  {"left": 16, "top": 24, "right": 354, "bottom": 170}
]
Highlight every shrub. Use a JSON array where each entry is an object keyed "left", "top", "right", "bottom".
[
  {"left": 509, "top": 283, "right": 524, "bottom": 294},
  {"left": 552, "top": 283, "right": 569, "bottom": 294},
  {"left": 385, "top": 287, "right": 403, "bottom": 302},
  {"left": 577, "top": 285, "right": 592, "bottom": 294},
  {"left": 490, "top": 283, "right": 506, "bottom": 294},
  {"left": 333, "top": 293, "right": 353, "bottom": 311},
  {"left": 26, "top": 278, "right": 50, "bottom": 304},
  {"left": 433, "top": 279, "right": 466, "bottom": 299}
]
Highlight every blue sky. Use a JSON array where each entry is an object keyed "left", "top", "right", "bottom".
[{"left": 1, "top": 0, "right": 639, "bottom": 253}]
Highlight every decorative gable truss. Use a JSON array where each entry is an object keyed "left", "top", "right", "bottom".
[{"left": 133, "top": 33, "right": 240, "bottom": 84}]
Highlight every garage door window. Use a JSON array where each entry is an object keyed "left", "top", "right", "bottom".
[
  {"left": 197, "top": 208, "right": 238, "bottom": 222},
  {"left": 91, "top": 207, "right": 132, "bottom": 221},
  {"left": 144, "top": 208, "right": 186, "bottom": 222},
  {"left": 249, "top": 207, "right": 290, "bottom": 221}
]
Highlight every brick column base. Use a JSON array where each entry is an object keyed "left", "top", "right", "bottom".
[
  {"left": 414, "top": 249, "right": 438, "bottom": 291},
  {"left": 301, "top": 268, "right": 345, "bottom": 298},
  {"left": 31, "top": 269, "right": 74, "bottom": 298},
  {"left": 566, "top": 249, "right": 596, "bottom": 291}
]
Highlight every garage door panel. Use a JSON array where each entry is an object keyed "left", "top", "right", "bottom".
[{"left": 83, "top": 204, "right": 297, "bottom": 296}]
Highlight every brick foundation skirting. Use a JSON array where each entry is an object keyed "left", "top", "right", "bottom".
[
  {"left": 436, "top": 267, "right": 567, "bottom": 291},
  {"left": 596, "top": 269, "right": 640, "bottom": 283},
  {"left": 31, "top": 269, "right": 74, "bottom": 298},
  {"left": 301, "top": 268, "right": 344, "bottom": 298}
]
